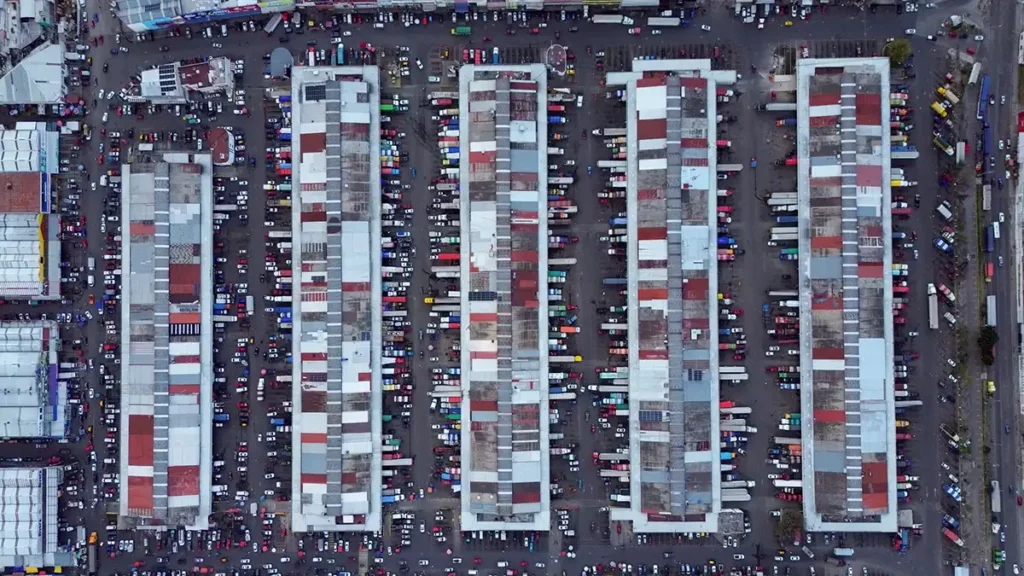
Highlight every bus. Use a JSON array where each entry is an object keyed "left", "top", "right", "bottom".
[
  {"left": 451, "top": 26, "right": 471, "bottom": 35},
  {"left": 381, "top": 103, "right": 396, "bottom": 113},
  {"left": 978, "top": 75, "right": 990, "bottom": 120}
]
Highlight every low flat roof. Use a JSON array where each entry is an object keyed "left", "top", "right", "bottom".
[
  {"left": 616, "top": 64, "right": 721, "bottom": 533},
  {"left": 120, "top": 153, "right": 214, "bottom": 529},
  {"left": 290, "top": 66, "right": 383, "bottom": 533},
  {"left": 459, "top": 64, "right": 551, "bottom": 532},
  {"left": 0, "top": 321, "right": 65, "bottom": 439},
  {"left": 796, "top": 57, "right": 897, "bottom": 533},
  {"left": 0, "top": 467, "right": 72, "bottom": 569}
]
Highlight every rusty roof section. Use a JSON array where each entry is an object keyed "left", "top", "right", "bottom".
[{"left": 0, "top": 173, "right": 40, "bottom": 213}]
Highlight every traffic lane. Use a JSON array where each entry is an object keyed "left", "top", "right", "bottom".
[
  {"left": 986, "top": 0, "right": 1023, "bottom": 562},
  {"left": 127, "top": 5, "right": 918, "bottom": 89}
]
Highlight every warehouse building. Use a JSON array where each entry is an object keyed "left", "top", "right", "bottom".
[
  {"left": 119, "top": 152, "right": 214, "bottom": 530},
  {"left": 457, "top": 64, "right": 551, "bottom": 532},
  {"left": 0, "top": 320, "right": 66, "bottom": 440},
  {"left": 796, "top": 57, "right": 897, "bottom": 532},
  {"left": 609, "top": 61, "right": 723, "bottom": 533},
  {"left": 290, "top": 65, "right": 383, "bottom": 533},
  {"left": 0, "top": 467, "right": 72, "bottom": 569},
  {"left": 0, "top": 123, "right": 61, "bottom": 300}
]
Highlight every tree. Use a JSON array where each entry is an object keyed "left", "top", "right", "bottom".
[
  {"left": 775, "top": 510, "right": 804, "bottom": 539},
  {"left": 978, "top": 326, "right": 999, "bottom": 366},
  {"left": 883, "top": 39, "right": 912, "bottom": 67}
]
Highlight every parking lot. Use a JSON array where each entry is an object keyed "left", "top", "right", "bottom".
[{"left": 8, "top": 1, "right": 1012, "bottom": 576}]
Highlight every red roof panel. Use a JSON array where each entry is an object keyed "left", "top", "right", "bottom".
[
  {"left": 636, "top": 119, "right": 667, "bottom": 140},
  {"left": 167, "top": 465, "right": 200, "bottom": 497},
  {"left": 809, "top": 93, "right": 840, "bottom": 107},
  {"left": 126, "top": 476, "right": 154, "bottom": 511},
  {"left": 300, "top": 132, "right": 327, "bottom": 154},
  {"left": 682, "top": 277, "right": 709, "bottom": 300}
]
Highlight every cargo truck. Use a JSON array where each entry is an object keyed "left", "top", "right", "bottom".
[
  {"left": 927, "top": 283, "right": 939, "bottom": 329},
  {"left": 937, "top": 87, "right": 961, "bottom": 105}
]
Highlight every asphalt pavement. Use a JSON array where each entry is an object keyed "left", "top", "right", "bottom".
[
  {"left": 983, "top": 0, "right": 1024, "bottom": 571},
  {"left": 30, "top": 1, "right": 1006, "bottom": 575}
]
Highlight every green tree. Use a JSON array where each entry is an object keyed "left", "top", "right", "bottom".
[
  {"left": 883, "top": 39, "right": 912, "bottom": 67},
  {"left": 775, "top": 510, "right": 804, "bottom": 539},
  {"left": 978, "top": 326, "right": 999, "bottom": 366}
]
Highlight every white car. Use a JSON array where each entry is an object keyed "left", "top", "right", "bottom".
[
  {"left": 700, "top": 24, "right": 711, "bottom": 31},
  {"left": 975, "top": 35, "right": 985, "bottom": 41},
  {"left": 419, "top": 561, "right": 429, "bottom": 567},
  {"left": 102, "top": 112, "right": 109, "bottom": 123},
  {"left": 905, "top": 28, "right": 916, "bottom": 35},
  {"left": 416, "top": 59, "right": 424, "bottom": 70},
  {"left": 1000, "top": 212, "right": 1005, "bottom": 223},
  {"left": 343, "top": 30, "right": 352, "bottom": 36}
]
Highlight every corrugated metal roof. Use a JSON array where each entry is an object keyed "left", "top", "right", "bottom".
[
  {"left": 0, "top": 321, "right": 64, "bottom": 439},
  {"left": 122, "top": 160, "right": 207, "bottom": 525},
  {"left": 798, "top": 59, "right": 894, "bottom": 527},
  {"left": 463, "top": 73, "right": 546, "bottom": 520},
  {"left": 629, "top": 73, "right": 719, "bottom": 524},
  {"left": 294, "top": 70, "right": 379, "bottom": 528},
  {"left": 0, "top": 467, "right": 62, "bottom": 565},
  {"left": 0, "top": 43, "right": 65, "bottom": 105}
]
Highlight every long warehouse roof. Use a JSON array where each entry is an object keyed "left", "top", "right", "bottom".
[
  {"left": 291, "top": 66, "right": 382, "bottom": 533},
  {"left": 796, "top": 57, "right": 897, "bottom": 532},
  {"left": 618, "top": 71, "right": 720, "bottom": 533},
  {"left": 459, "top": 64, "right": 550, "bottom": 532},
  {"left": 120, "top": 153, "right": 213, "bottom": 529}
]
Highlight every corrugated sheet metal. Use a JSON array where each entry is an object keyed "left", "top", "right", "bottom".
[
  {"left": 296, "top": 75, "right": 378, "bottom": 525},
  {"left": 464, "top": 75, "right": 546, "bottom": 519},
  {"left": 800, "top": 60, "right": 892, "bottom": 525},
  {"left": 630, "top": 74, "right": 717, "bottom": 522}
]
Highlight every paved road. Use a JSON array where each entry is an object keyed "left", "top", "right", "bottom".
[
  {"left": 44, "top": 2, "right": 980, "bottom": 575},
  {"left": 983, "top": 0, "right": 1024, "bottom": 570}
]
